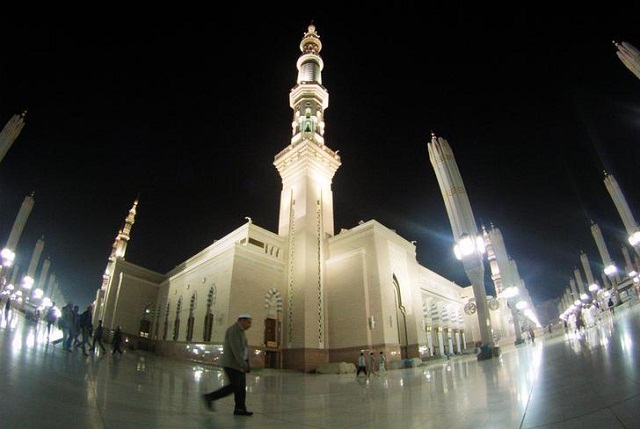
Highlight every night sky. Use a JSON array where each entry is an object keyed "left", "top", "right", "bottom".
[{"left": 1, "top": 11, "right": 640, "bottom": 310}]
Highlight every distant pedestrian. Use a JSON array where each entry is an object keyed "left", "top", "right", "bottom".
[
  {"left": 4, "top": 296, "right": 11, "bottom": 322},
  {"left": 608, "top": 298, "right": 615, "bottom": 315},
  {"left": 356, "top": 352, "right": 367, "bottom": 377},
  {"left": 45, "top": 303, "right": 57, "bottom": 338},
  {"left": 201, "top": 313, "right": 253, "bottom": 416},
  {"left": 59, "top": 303, "right": 74, "bottom": 351},
  {"left": 78, "top": 305, "right": 93, "bottom": 356},
  {"left": 369, "top": 352, "right": 377, "bottom": 376},
  {"left": 529, "top": 327, "right": 535, "bottom": 344},
  {"left": 378, "top": 351, "right": 386, "bottom": 374},
  {"left": 91, "top": 320, "right": 106, "bottom": 353},
  {"left": 71, "top": 305, "right": 82, "bottom": 349},
  {"left": 111, "top": 326, "right": 123, "bottom": 355}
]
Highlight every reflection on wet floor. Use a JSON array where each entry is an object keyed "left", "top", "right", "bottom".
[{"left": 1, "top": 300, "right": 639, "bottom": 428}]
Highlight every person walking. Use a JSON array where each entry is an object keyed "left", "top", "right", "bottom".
[
  {"left": 369, "top": 352, "right": 377, "bottom": 376},
  {"left": 59, "top": 303, "right": 75, "bottom": 351},
  {"left": 111, "top": 326, "right": 124, "bottom": 356},
  {"left": 608, "top": 297, "right": 615, "bottom": 315},
  {"left": 356, "top": 352, "right": 367, "bottom": 377},
  {"left": 78, "top": 305, "right": 93, "bottom": 356},
  {"left": 4, "top": 296, "right": 11, "bottom": 322},
  {"left": 378, "top": 351, "right": 386, "bottom": 374},
  {"left": 202, "top": 313, "right": 253, "bottom": 416},
  {"left": 45, "top": 303, "right": 57, "bottom": 338},
  {"left": 91, "top": 320, "right": 106, "bottom": 353},
  {"left": 70, "top": 305, "right": 81, "bottom": 350}
]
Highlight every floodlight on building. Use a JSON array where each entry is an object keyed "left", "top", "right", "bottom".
[
  {"left": 588, "top": 283, "right": 599, "bottom": 292},
  {"left": 628, "top": 231, "right": 640, "bottom": 246}
]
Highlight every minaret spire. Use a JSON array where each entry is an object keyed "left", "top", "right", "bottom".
[
  {"left": 272, "top": 24, "right": 341, "bottom": 371},
  {"left": 114, "top": 197, "right": 138, "bottom": 259},
  {"left": 97, "top": 197, "right": 139, "bottom": 324},
  {"left": 288, "top": 23, "right": 329, "bottom": 145}
]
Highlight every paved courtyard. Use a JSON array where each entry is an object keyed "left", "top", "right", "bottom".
[{"left": 1, "top": 301, "right": 639, "bottom": 428}]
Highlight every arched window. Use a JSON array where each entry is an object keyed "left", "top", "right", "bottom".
[
  {"left": 186, "top": 293, "right": 196, "bottom": 341},
  {"left": 173, "top": 297, "right": 182, "bottom": 341}
]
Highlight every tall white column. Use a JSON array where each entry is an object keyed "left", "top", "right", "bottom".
[
  {"left": 0, "top": 112, "right": 26, "bottom": 164},
  {"left": 591, "top": 221, "right": 621, "bottom": 301},
  {"left": 614, "top": 41, "right": 640, "bottom": 80},
  {"left": 2, "top": 192, "right": 35, "bottom": 268},
  {"left": 603, "top": 172, "right": 640, "bottom": 255},
  {"left": 428, "top": 132, "right": 493, "bottom": 347},
  {"left": 573, "top": 267, "right": 587, "bottom": 298},
  {"left": 22, "top": 237, "right": 45, "bottom": 295},
  {"left": 36, "top": 257, "right": 50, "bottom": 292}
]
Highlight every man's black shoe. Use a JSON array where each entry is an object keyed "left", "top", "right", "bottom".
[
  {"left": 233, "top": 410, "right": 253, "bottom": 416},
  {"left": 201, "top": 395, "right": 215, "bottom": 411}
]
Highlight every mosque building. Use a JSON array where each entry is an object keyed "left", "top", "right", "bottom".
[{"left": 93, "top": 24, "right": 496, "bottom": 372}]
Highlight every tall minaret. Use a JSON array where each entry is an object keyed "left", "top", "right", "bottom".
[
  {"left": 0, "top": 111, "right": 27, "bottom": 164},
  {"left": 428, "top": 132, "right": 493, "bottom": 346},
  {"left": 273, "top": 24, "right": 341, "bottom": 368},
  {"left": 95, "top": 198, "right": 139, "bottom": 324}
]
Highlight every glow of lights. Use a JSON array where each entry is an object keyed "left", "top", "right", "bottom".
[
  {"left": 6, "top": 284, "right": 14, "bottom": 291},
  {"left": 515, "top": 301, "right": 528, "bottom": 310},
  {"left": 1, "top": 248, "right": 15, "bottom": 266},
  {"left": 604, "top": 264, "right": 617, "bottom": 276},
  {"left": 574, "top": 300, "right": 581, "bottom": 306},
  {"left": 580, "top": 293, "right": 589, "bottom": 301},
  {"left": 193, "top": 368, "right": 203, "bottom": 382},
  {"left": 453, "top": 234, "right": 485, "bottom": 260},
  {"left": 588, "top": 283, "right": 599, "bottom": 292},
  {"left": 628, "top": 231, "right": 640, "bottom": 246},
  {"left": 628, "top": 270, "right": 638, "bottom": 277},
  {"left": 22, "top": 276, "right": 34, "bottom": 289},
  {"left": 503, "top": 286, "right": 519, "bottom": 299},
  {"left": 42, "top": 297, "right": 52, "bottom": 307},
  {"left": 33, "top": 288, "right": 43, "bottom": 300},
  {"left": 621, "top": 332, "right": 633, "bottom": 354}
]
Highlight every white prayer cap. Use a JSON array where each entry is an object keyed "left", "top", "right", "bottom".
[{"left": 238, "top": 313, "right": 252, "bottom": 319}]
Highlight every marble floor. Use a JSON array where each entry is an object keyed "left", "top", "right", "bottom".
[{"left": 0, "top": 301, "right": 639, "bottom": 429}]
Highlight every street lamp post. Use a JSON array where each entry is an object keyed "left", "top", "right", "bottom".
[{"left": 428, "top": 134, "right": 494, "bottom": 349}]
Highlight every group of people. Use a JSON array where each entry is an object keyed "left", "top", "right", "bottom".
[
  {"left": 52, "top": 302, "right": 123, "bottom": 356},
  {"left": 356, "top": 350, "right": 386, "bottom": 377}
]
